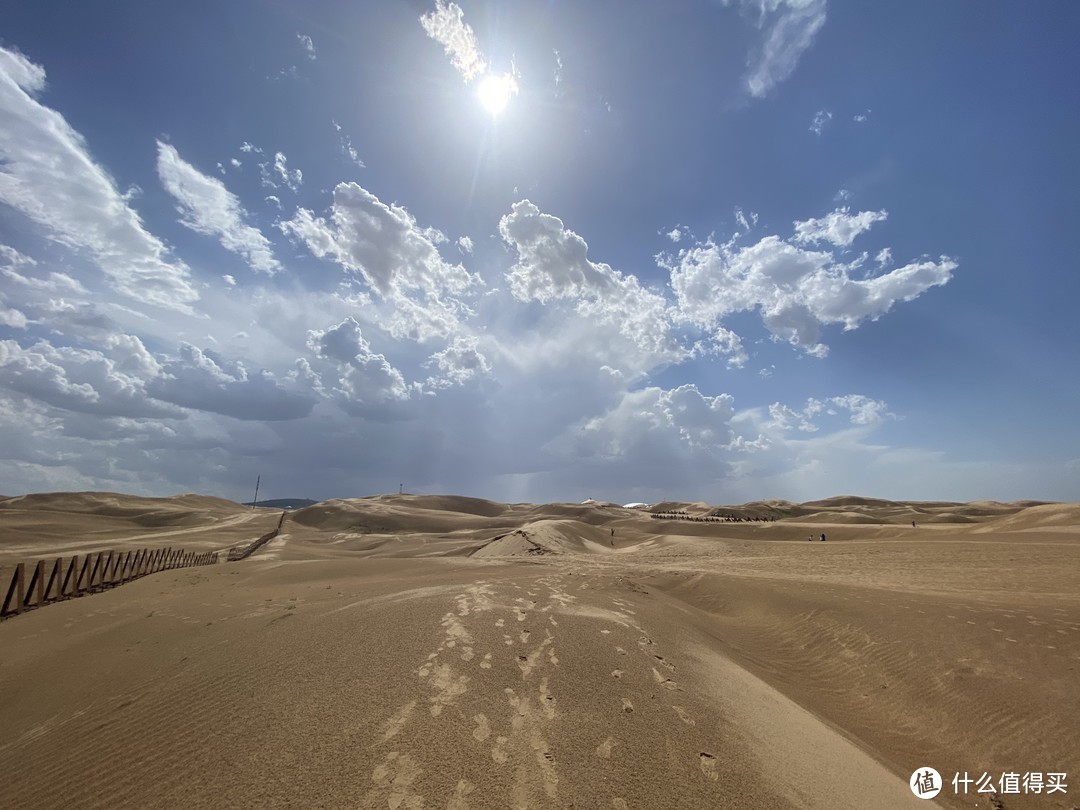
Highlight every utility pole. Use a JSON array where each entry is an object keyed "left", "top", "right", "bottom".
[{"left": 252, "top": 475, "right": 261, "bottom": 509}]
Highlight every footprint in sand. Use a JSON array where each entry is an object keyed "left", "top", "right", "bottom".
[
  {"left": 491, "top": 735, "right": 509, "bottom": 764},
  {"left": 447, "top": 779, "right": 475, "bottom": 810},
  {"left": 652, "top": 668, "right": 679, "bottom": 690},
  {"left": 461, "top": 647, "right": 475, "bottom": 661},
  {"left": 539, "top": 677, "right": 556, "bottom": 719},
  {"left": 520, "top": 629, "right": 531, "bottom": 644},
  {"left": 495, "top": 618, "right": 505, "bottom": 628},
  {"left": 595, "top": 736, "right": 618, "bottom": 759},
  {"left": 621, "top": 698, "right": 634, "bottom": 714},
  {"left": 480, "top": 653, "right": 493, "bottom": 670},
  {"left": 611, "top": 669, "right": 624, "bottom": 679},
  {"left": 612, "top": 800, "right": 628, "bottom": 809},
  {"left": 699, "top": 752, "right": 719, "bottom": 781},
  {"left": 472, "top": 713, "right": 491, "bottom": 742},
  {"left": 673, "top": 706, "right": 695, "bottom": 726},
  {"left": 369, "top": 752, "right": 424, "bottom": 809},
  {"left": 653, "top": 655, "right": 675, "bottom": 671},
  {"left": 378, "top": 701, "right": 417, "bottom": 743},
  {"left": 615, "top": 646, "right": 628, "bottom": 656}
]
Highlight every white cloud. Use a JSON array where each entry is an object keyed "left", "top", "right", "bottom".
[
  {"left": 239, "top": 141, "right": 261, "bottom": 154},
  {"left": 734, "top": 207, "right": 758, "bottom": 231},
  {"left": 738, "top": 0, "right": 828, "bottom": 98},
  {"left": 273, "top": 152, "right": 302, "bottom": 192},
  {"left": 0, "top": 306, "right": 28, "bottom": 328},
  {"left": 853, "top": 110, "right": 869, "bottom": 123},
  {"left": 793, "top": 207, "right": 887, "bottom": 247},
  {"left": 875, "top": 247, "right": 892, "bottom": 267},
  {"left": 297, "top": 33, "right": 316, "bottom": 60},
  {"left": 419, "top": 0, "right": 487, "bottom": 83},
  {"left": 156, "top": 141, "right": 281, "bottom": 275},
  {"left": 280, "top": 182, "right": 480, "bottom": 341},
  {"left": 666, "top": 227, "right": 684, "bottom": 243},
  {"left": 667, "top": 214, "right": 956, "bottom": 356},
  {"left": 265, "top": 195, "right": 281, "bottom": 209},
  {"left": 810, "top": 109, "right": 832, "bottom": 135},
  {"left": 425, "top": 335, "right": 491, "bottom": 388},
  {"left": 0, "top": 338, "right": 181, "bottom": 418},
  {"left": 457, "top": 235, "right": 474, "bottom": 254},
  {"left": 307, "top": 317, "right": 412, "bottom": 407},
  {"left": 500, "top": 200, "right": 684, "bottom": 365},
  {"left": 0, "top": 46, "right": 198, "bottom": 312}
]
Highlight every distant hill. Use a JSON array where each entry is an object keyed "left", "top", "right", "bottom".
[{"left": 244, "top": 498, "right": 320, "bottom": 510}]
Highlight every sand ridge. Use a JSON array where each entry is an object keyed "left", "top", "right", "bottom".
[{"left": 0, "top": 492, "right": 1077, "bottom": 808}]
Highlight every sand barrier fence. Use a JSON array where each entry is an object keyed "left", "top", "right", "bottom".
[
  {"left": 1, "top": 547, "right": 218, "bottom": 620},
  {"left": 1, "top": 511, "right": 288, "bottom": 620}
]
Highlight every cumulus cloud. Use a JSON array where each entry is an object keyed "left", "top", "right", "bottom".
[
  {"left": 0, "top": 338, "right": 181, "bottom": 418},
  {"left": 737, "top": 0, "right": 828, "bottom": 98},
  {"left": 425, "top": 335, "right": 491, "bottom": 388},
  {"left": 457, "top": 235, "right": 474, "bottom": 254},
  {"left": 272, "top": 152, "right": 302, "bottom": 192},
  {"left": 793, "top": 207, "right": 887, "bottom": 247},
  {"left": 0, "top": 305, "right": 28, "bottom": 328},
  {"left": 297, "top": 33, "right": 316, "bottom": 60},
  {"left": 419, "top": 0, "right": 487, "bottom": 82},
  {"left": 500, "top": 200, "right": 683, "bottom": 365},
  {"left": 147, "top": 343, "right": 315, "bottom": 421},
  {"left": 280, "top": 182, "right": 480, "bottom": 342},
  {"left": 156, "top": 141, "right": 281, "bottom": 275},
  {"left": 666, "top": 214, "right": 956, "bottom": 356},
  {"left": 810, "top": 109, "right": 832, "bottom": 135},
  {"left": 734, "top": 207, "right": 758, "bottom": 231},
  {"left": 0, "top": 46, "right": 198, "bottom": 312},
  {"left": 307, "top": 317, "right": 412, "bottom": 407}
]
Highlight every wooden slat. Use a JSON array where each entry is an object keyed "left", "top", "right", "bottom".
[
  {"left": 62, "top": 556, "right": 78, "bottom": 597},
  {"left": 25, "top": 560, "right": 45, "bottom": 609},
  {"left": 2, "top": 563, "right": 24, "bottom": 616},
  {"left": 43, "top": 558, "right": 62, "bottom": 602}
]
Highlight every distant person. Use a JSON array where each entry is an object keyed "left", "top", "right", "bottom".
[
  {"left": 808, "top": 535, "right": 812, "bottom": 542},
  {"left": 912, "top": 521, "right": 917, "bottom": 528},
  {"left": 820, "top": 533, "right": 826, "bottom": 542}
]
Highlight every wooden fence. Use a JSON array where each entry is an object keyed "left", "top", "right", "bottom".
[
  {"left": 226, "top": 511, "right": 287, "bottom": 562},
  {"left": 650, "top": 512, "right": 776, "bottom": 522},
  {"left": 1, "top": 547, "right": 218, "bottom": 620}
]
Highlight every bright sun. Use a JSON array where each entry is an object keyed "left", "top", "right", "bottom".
[{"left": 477, "top": 73, "right": 517, "bottom": 116}]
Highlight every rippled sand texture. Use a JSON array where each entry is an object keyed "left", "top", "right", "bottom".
[{"left": 1, "top": 493, "right": 1077, "bottom": 809}]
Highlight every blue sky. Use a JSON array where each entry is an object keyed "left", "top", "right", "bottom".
[{"left": 1, "top": 0, "right": 1077, "bottom": 504}]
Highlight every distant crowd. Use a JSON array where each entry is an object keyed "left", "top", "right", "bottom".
[{"left": 650, "top": 511, "right": 776, "bottom": 523}]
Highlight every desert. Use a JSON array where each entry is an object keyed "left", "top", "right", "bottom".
[{"left": 0, "top": 492, "right": 1077, "bottom": 809}]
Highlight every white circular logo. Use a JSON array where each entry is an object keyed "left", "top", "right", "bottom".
[{"left": 910, "top": 767, "right": 943, "bottom": 799}]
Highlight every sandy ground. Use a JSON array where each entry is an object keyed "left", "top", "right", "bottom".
[{"left": 0, "top": 493, "right": 1077, "bottom": 809}]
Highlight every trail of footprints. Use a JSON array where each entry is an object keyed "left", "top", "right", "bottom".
[{"left": 365, "top": 578, "right": 719, "bottom": 808}]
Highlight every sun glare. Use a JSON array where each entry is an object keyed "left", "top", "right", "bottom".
[{"left": 477, "top": 72, "right": 517, "bottom": 116}]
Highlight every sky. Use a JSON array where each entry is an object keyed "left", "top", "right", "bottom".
[{"left": 1, "top": 1, "right": 1078, "bottom": 505}]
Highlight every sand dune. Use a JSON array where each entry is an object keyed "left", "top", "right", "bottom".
[{"left": 1, "top": 491, "right": 1078, "bottom": 809}]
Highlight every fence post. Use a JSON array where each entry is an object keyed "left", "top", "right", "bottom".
[
  {"left": 25, "top": 560, "right": 45, "bottom": 609},
  {"left": 62, "top": 556, "right": 78, "bottom": 597},
  {"left": 44, "top": 558, "right": 62, "bottom": 602},
  {"left": 2, "top": 563, "right": 25, "bottom": 616}
]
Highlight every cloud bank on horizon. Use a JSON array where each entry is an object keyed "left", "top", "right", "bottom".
[{"left": 0, "top": 1, "right": 1077, "bottom": 503}]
